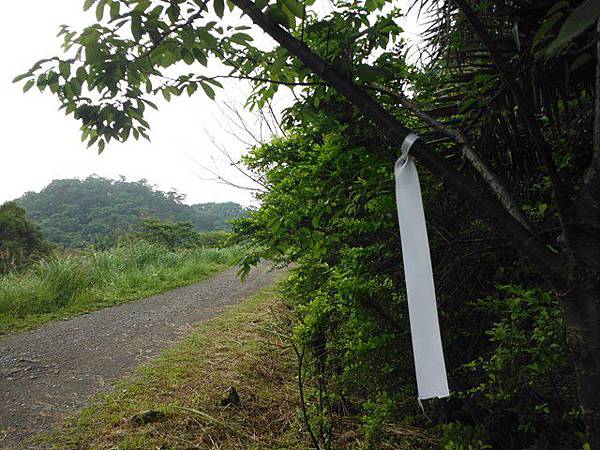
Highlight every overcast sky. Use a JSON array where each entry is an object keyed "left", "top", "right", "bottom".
[
  {"left": 1, "top": 1, "right": 277, "bottom": 207},
  {"left": 1, "top": 1, "right": 423, "bottom": 207}
]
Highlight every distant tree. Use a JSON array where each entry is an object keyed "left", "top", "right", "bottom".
[
  {"left": 0, "top": 202, "right": 51, "bottom": 274},
  {"left": 136, "top": 218, "right": 200, "bottom": 249},
  {"left": 189, "top": 202, "right": 250, "bottom": 230},
  {"left": 134, "top": 218, "right": 230, "bottom": 249}
]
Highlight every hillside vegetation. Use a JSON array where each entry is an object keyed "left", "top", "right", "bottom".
[{"left": 17, "top": 176, "right": 250, "bottom": 248}]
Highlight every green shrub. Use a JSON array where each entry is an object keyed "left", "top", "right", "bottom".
[
  {"left": 442, "top": 286, "right": 583, "bottom": 449},
  {"left": 235, "top": 116, "right": 585, "bottom": 448},
  {"left": 128, "top": 218, "right": 232, "bottom": 251},
  {"left": 0, "top": 201, "right": 51, "bottom": 273}
]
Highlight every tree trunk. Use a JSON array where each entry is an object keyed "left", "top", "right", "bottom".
[
  {"left": 555, "top": 224, "right": 600, "bottom": 450},
  {"left": 558, "top": 275, "right": 600, "bottom": 448}
]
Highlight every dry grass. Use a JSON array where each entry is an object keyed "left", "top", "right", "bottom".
[{"left": 38, "top": 287, "right": 310, "bottom": 449}]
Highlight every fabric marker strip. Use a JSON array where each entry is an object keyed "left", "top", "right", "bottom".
[{"left": 395, "top": 133, "right": 449, "bottom": 400}]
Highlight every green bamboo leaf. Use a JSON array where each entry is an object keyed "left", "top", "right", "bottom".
[
  {"left": 214, "top": 0, "right": 225, "bottom": 18},
  {"left": 545, "top": 0, "right": 600, "bottom": 55}
]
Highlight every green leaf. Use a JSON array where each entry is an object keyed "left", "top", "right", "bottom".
[
  {"left": 570, "top": 53, "right": 592, "bottom": 72},
  {"left": 59, "top": 61, "right": 71, "bottom": 79},
  {"left": 131, "top": 12, "right": 143, "bottom": 40},
  {"left": 266, "top": 4, "right": 292, "bottom": 29},
  {"left": 193, "top": 47, "right": 208, "bottom": 66},
  {"left": 22, "top": 79, "right": 35, "bottom": 93},
  {"left": 214, "top": 0, "right": 225, "bottom": 18},
  {"left": 134, "top": 0, "right": 152, "bottom": 12},
  {"left": 181, "top": 48, "right": 195, "bottom": 65},
  {"left": 532, "top": 12, "right": 563, "bottom": 49},
  {"left": 12, "top": 73, "right": 31, "bottom": 83},
  {"left": 186, "top": 83, "right": 198, "bottom": 96},
  {"left": 200, "top": 81, "right": 215, "bottom": 99},
  {"left": 282, "top": 0, "right": 303, "bottom": 18},
  {"left": 545, "top": 0, "right": 600, "bottom": 55},
  {"left": 71, "top": 79, "right": 82, "bottom": 96},
  {"left": 95, "top": 0, "right": 106, "bottom": 21},
  {"left": 205, "top": 78, "right": 223, "bottom": 88},
  {"left": 229, "top": 32, "right": 253, "bottom": 45},
  {"left": 83, "top": 0, "right": 97, "bottom": 11},
  {"left": 109, "top": 1, "right": 121, "bottom": 20},
  {"left": 459, "top": 96, "right": 478, "bottom": 112},
  {"left": 167, "top": 4, "right": 180, "bottom": 23},
  {"left": 76, "top": 66, "right": 88, "bottom": 81},
  {"left": 279, "top": 4, "right": 296, "bottom": 28}
]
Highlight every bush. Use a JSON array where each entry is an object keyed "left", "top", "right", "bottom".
[
  {"left": 235, "top": 117, "right": 584, "bottom": 448},
  {"left": 132, "top": 218, "right": 232, "bottom": 250},
  {"left": 442, "top": 286, "right": 583, "bottom": 449},
  {"left": 0, "top": 201, "right": 51, "bottom": 273}
]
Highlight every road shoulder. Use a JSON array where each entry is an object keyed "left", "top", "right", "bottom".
[{"left": 37, "top": 286, "right": 306, "bottom": 449}]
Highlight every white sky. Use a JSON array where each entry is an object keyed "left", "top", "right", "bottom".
[
  {"left": 0, "top": 1, "right": 424, "bottom": 207},
  {"left": 0, "top": 1, "right": 274, "bottom": 207}
]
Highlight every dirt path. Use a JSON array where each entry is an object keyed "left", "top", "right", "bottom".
[{"left": 0, "top": 262, "right": 283, "bottom": 449}]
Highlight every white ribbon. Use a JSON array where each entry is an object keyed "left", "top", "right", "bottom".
[{"left": 395, "top": 134, "right": 449, "bottom": 400}]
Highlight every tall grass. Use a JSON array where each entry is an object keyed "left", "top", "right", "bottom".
[{"left": 0, "top": 242, "right": 242, "bottom": 334}]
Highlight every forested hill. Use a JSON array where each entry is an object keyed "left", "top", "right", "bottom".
[{"left": 16, "top": 176, "right": 249, "bottom": 247}]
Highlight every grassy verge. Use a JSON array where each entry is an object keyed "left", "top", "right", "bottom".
[
  {"left": 39, "top": 287, "right": 307, "bottom": 449},
  {"left": 0, "top": 242, "right": 242, "bottom": 334}
]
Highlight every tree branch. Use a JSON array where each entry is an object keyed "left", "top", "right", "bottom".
[
  {"left": 587, "top": 18, "right": 600, "bottom": 186},
  {"left": 370, "top": 82, "right": 534, "bottom": 231},
  {"left": 229, "top": 0, "right": 564, "bottom": 278}
]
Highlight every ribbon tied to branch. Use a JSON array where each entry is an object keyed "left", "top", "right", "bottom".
[{"left": 395, "top": 133, "right": 449, "bottom": 400}]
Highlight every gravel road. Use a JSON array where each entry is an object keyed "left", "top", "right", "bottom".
[{"left": 0, "top": 262, "right": 283, "bottom": 449}]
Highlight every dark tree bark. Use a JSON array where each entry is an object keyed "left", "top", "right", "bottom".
[{"left": 560, "top": 282, "right": 600, "bottom": 449}]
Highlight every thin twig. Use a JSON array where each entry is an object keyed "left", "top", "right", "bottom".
[{"left": 292, "top": 344, "right": 322, "bottom": 450}]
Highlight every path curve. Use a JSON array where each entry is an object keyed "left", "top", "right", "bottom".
[{"left": 0, "top": 261, "right": 283, "bottom": 449}]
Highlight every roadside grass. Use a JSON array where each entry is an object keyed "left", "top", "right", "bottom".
[
  {"left": 38, "top": 287, "right": 308, "bottom": 449},
  {"left": 0, "top": 242, "right": 242, "bottom": 334}
]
